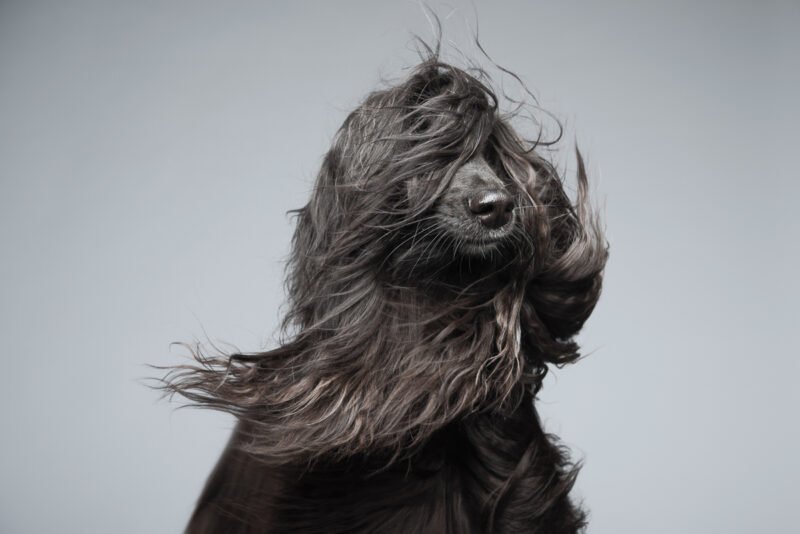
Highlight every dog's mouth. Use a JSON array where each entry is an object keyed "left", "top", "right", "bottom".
[
  {"left": 434, "top": 213, "right": 516, "bottom": 258},
  {"left": 386, "top": 220, "right": 516, "bottom": 278},
  {"left": 458, "top": 237, "right": 506, "bottom": 256}
]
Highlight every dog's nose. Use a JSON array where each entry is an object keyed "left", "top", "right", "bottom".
[{"left": 467, "top": 190, "right": 514, "bottom": 229}]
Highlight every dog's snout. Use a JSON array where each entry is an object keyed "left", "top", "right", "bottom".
[{"left": 467, "top": 189, "right": 514, "bottom": 229}]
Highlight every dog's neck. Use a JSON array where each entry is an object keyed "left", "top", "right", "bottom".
[{"left": 228, "top": 388, "right": 585, "bottom": 533}]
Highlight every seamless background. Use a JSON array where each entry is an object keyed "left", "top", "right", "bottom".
[{"left": 1, "top": 1, "right": 798, "bottom": 533}]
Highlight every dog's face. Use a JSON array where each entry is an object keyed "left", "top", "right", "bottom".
[
  {"left": 385, "top": 147, "right": 538, "bottom": 290},
  {"left": 403, "top": 153, "right": 519, "bottom": 262},
  {"left": 330, "top": 65, "right": 545, "bottom": 282}
]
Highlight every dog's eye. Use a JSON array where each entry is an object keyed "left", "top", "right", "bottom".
[{"left": 484, "top": 149, "right": 512, "bottom": 184}]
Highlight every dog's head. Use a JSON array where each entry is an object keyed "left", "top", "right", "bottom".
[
  {"left": 164, "top": 59, "right": 608, "bottom": 464},
  {"left": 292, "top": 62, "right": 539, "bottom": 281}
]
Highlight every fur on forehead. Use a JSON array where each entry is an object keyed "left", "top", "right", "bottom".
[{"left": 322, "top": 60, "right": 531, "bottom": 213}]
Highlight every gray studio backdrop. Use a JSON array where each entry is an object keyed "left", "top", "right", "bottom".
[{"left": 1, "top": 1, "right": 797, "bottom": 533}]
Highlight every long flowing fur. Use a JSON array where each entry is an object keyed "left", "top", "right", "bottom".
[{"left": 158, "top": 45, "right": 608, "bottom": 533}]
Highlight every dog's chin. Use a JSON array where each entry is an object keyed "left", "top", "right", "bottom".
[
  {"left": 453, "top": 227, "right": 515, "bottom": 261},
  {"left": 458, "top": 237, "right": 506, "bottom": 257},
  {"left": 432, "top": 212, "right": 517, "bottom": 263}
]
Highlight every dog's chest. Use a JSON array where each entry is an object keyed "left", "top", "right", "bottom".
[
  {"left": 191, "top": 406, "right": 583, "bottom": 533},
  {"left": 270, "top": 423, "right": 513, "bottom": 533}
]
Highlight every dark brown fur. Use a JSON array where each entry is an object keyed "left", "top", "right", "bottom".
[{"left": 158, "top": 43, "right": 608, "bottom": 533}]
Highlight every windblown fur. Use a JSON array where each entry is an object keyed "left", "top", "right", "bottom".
[{"left": 160, "top": 44, "right": 608, "bottom": 533}]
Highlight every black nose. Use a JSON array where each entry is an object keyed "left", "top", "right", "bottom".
[{"left": 467, "top": 190, "right": 514, "bottom": 229}]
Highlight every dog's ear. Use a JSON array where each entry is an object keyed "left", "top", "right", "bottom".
[
  {"left": 521, "top": 149, "right": 608, "bottom": 366},
  {"left": 158, "top": 287, "right": 516, "bottom": 467}
]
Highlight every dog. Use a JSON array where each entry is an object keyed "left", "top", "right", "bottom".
[{"left": 161, "top": 48, "right": 608, "bottom": 533}]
